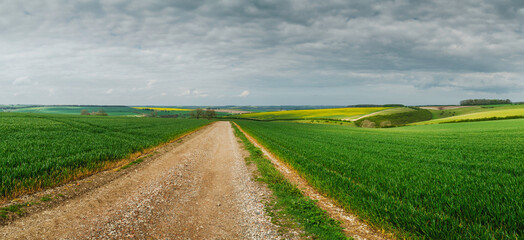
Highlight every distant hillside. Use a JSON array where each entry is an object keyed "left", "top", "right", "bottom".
[
  {"left": 3, "top": 106, "right": 144, "bottom": 116},
  {"left": 411, "top": 105, "right": 524, "bottom": 125},
  {"left": 230, "top": 107, "right": 391, "bottom": 121},
  {"left": 355, "top": 107, "right": 432, "bottom": 128}
]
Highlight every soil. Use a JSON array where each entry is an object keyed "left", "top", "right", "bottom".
[
  {"left": 234, "top": 122, "right": 393, "bottom": 240},
  {"left": 0, "top": 122, "right": 279, "bottom": 239}
]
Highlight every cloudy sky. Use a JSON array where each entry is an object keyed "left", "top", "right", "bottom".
[{"left": 1, "top": 0, "right": 523, "bottom": 106}]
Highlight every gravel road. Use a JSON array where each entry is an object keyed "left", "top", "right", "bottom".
[{"left": 0, "top": 121, "right": 279, "bottom": 239}]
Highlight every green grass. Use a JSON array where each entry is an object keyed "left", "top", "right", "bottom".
[
  {"left": 119, "top": 157, "right": 147, "bottom": 170},
  {"left": 231, "top": 107, "right": 391, "bottom": 121},
  {"left": 235, "top": 119, "right": 524, "bottom": 239},
  {"left": 0, "top": 203, "right": 25, "bottom": 218},
  {"left": 357, "top": 107, "right": 415, "bottom": 117},
  {"left": 40, "top": 195, "right": 52, "bottom": 202},
  {"left": 0, "top": 113, "right": 210, "bottom": 198},
  {"left": 232, "top": 123, "right": 347, "bottom": 239}
]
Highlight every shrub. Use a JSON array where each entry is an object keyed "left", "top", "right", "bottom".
[
  {"left": 460, "top": 99, "right": 511, "bottom": 106},
  {"left": 380, "top": 121, "right": 392, "bottom": 128},
  {"left": 361, "top": 120, "right": 376, "bottom": 128}
]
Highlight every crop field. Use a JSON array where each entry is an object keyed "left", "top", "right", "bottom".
[
  {"left": 355, "top": 107, "right": 414, "bottom": 118},
  {"left": 3, "top": 106, "right": 147, "bottom": 116},
  {"left": 0, "top": 113, "right": 210, "bottom": 198},
  {"left": 412, "top": 107, "right": 524, "bottom": 125},
  {"left": 424, "top": 104, "right": 524, "bottom": 120},
  {"left": 235, "top": 119, "right": 524, "bottom": 239},
  {"left": 232, "top": 107, "right": 390, "bottom": 120},
  {"left": 132, "top": 107, "right": 190, "bottom": 111}
]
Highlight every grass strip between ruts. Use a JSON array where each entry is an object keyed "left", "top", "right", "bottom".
[{"left": 232, "top": 123, "right": 348, "bottom": 240}]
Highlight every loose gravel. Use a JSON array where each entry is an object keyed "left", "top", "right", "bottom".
[{"left": 0, "top": 122, "right": 280, "bottom": 239}]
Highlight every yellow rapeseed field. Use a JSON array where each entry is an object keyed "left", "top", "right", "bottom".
[
  {"left": 235, "top": 107, "right": 391, "bottom": 120},
  {"left": 411, "top": 108, "right": 524, "bottom": 125},
  {"left": 132, "top": 107, "right": 190, "bottom": 111}
]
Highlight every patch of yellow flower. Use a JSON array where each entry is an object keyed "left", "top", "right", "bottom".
[{"left": 132, "top": 107, "right": 190, "bottom": 111}]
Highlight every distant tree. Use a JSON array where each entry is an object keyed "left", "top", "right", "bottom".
[
  {"left": 204, "top": 108, "right": 217, "bottom": 120},
  {"left": 94, "top": 109, "right": 108, "bottom": 116},
  {"left": 460, "top": 99, "right": 512, "bottom": 106},
  {"left": 383, "top": 104, "right": 405, "bottom": 107},
  {"left": 80, "top": 109, "right": 90, "bottom": 115},
  {"left": 190, "top": 108, "right": 205, "bottom": 119},
  {"left": 380, "top": 121, "right": 392, "bottom": 128},
  {"left": 360, "top": 120, "right": 376, "bottom": 128},
  {"left": 149, "top": 111, "right": 158, "bottom": 117}
]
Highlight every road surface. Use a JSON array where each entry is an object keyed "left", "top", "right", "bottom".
[{"left": 1, "top": 122, "right": 279, "bottom": 239}]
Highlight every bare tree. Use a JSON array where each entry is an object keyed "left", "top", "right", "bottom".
[
  {"left": 360, "top": 120, "right": 376, "bottom": 128},
  {"left": 205, "top": 108, "right": 216, "bottom": 120},
  {"left": 149, "top": 111, "right": 158, "bottom": 117},
  {"left": 190, "top": 108, "right": 205, "bottom": 119},
  {"left": 94, "top": 109, "right": 108, "bottom": 116},
  {"left": 80, "top": 109, "right": 90, "bottom": 115}
]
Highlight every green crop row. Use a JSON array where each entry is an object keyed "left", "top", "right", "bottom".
[
  {"left": 234, "top": 119, "right": 524, "bottom": 239},
  {"left": 0, "top": 113, "right": 211, "bottom": 198}
]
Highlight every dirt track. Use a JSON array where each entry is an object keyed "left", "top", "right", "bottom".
[{"left": 0, "top": 122, "right": 279, "bottom": 239}]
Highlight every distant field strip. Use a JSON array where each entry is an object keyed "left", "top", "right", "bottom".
[
  {"left": 132, "top": 107, "right": 190, "bottom": 111},
  {"left": 412, "top": 108, "right": 524, "bottom": 125},
  {"left": 234, "top": 107, "right": 390, "bottom": 120},
  {"left": 235, "top": 120, "right": 524, "bottom": 239},
  {"left": 7, "top": 106, "right": 144, "bottom": 116},
  {"left": 0, "top": 113, "right": 210, "bottom": 198}
]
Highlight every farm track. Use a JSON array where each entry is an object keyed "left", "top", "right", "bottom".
[
  {"left": 0, "top": 122, "right": 279, "bottom": 239},
  {"left": 234, "top": 122, "right": 391, "bottom": 240},
  {"left": 345, "top": 108, "right": 398, "bottom": 121}
]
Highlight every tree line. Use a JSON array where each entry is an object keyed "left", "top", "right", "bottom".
[
  {"left": 190, "top": 108, "right": 216, "bottom": 119},
  {"left": 80, "top": 109, "right": 108, "bottom": 116},
  {"left": 460, "top": 99, "right": 512, "bottom": 106}
]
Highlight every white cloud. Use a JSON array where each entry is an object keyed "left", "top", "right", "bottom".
[
  {"left": 179, "top": 89, "right": 208, "bottom": 98},
  {"left": 146, "top": 80, "right": 157, "bottom": 89},
  {"left": 0, "top": 1, "right": 522, "bottom": 105},
  {"left": 105, "top": 89, "right": 114, "bottom": 94},
  {"left": 12, "top": 76, "right": 32, "bottom": 85},
  {"left": 239, "top": 90, "right": 250, "bottom": 97},
  {"left": 48, "top": 88, "right": 56, "bottom": 96},
  {"left": 180, "top": 89, "right": 191, "bottom": 96}
]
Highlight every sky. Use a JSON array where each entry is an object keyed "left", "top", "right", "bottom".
[{"left": 1, "top": 0, "right": 523, "bottom": 106}]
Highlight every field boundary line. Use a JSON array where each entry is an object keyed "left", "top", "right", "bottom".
[
  {"left": 0, "top": 121, "right": 215, "bottom": 223},
  {"left": 1, "top": 121, "right": 214, "bottom": 203},
  {"left": 233, "top": 122, "right": 391, "bottom": 240}
]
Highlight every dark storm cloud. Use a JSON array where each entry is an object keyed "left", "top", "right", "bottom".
[{"left": 0, "top": 0, "right": 523, "bottom": 105}]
